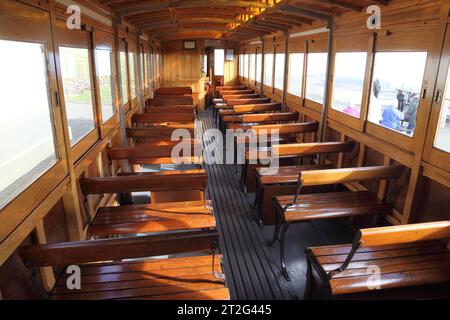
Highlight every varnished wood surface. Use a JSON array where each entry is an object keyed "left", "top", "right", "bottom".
[
  {"left": 89, "top": 200, "right": 216, "bottom": 237},
  {"left": 19, "top": 230, "right": 219, "bottom": 267},
  {"left": 156, "top": 87, "right": 192, "bottom": 96},
  {"left": 50, "top": 255, "right": 229, "bottom": 300}
]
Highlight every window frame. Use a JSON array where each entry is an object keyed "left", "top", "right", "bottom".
[
  {"left": 54, "top": 18, "right": 100, "bottom": 159},
  {"left": 326, "top": 35, "right": 371, "bottom": 134},
  {"left": 363, "top": 31, "right": 433, "bottom": 153},
  {"left": 93, "top": 28, "right": 119, "bottom": 138},
  {"left": 287, "top": 52, "right": 305, "bottom": 98}
]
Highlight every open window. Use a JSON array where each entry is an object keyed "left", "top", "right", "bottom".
[
  {"left": 243, "top": 53, "right": 249, "bottom": 80},
  {"left": 119, "top": 40, "right": 129, "bottom": 108}
]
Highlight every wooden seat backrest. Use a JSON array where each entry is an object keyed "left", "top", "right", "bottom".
[
  {"left": 217, "top": 85, "right": 247, "bottom": 91},
  {"left": 156, "top": 87, "right": 192, "bottom": 96},
  {"left": 356, "top": 220, "right": 450, "bottom": 248},
  {"left": 19, "top": 229, "right": 218, "bottom": 267},
  {"left": 240, "top": 112, "right": 299, "bottom": 123},
  {"left": 233, "top": 103, "right": 282, "bottom": 114},
  {"left": 300, "top": 165, "right": 404, "bottom": 187},
  {"left": 132, "top": 113, "right": 195, "bottom": 124},
  {"left": 126, "top": 125, "right": 195, "bottom": 140},
  {"left": 227, "top": 98, "right": 271, "bottom": 106},
  {"left": 147, "top": 96, "right": 194, "bottom": 106},
  {"left": 251, "top": 121, "right": 319, "bottom": 135},
  {"left": 222, "top": 94, "right": 260, "bottom": 100},
  {"left": 79, "top": 170, "right": 208, "bottom": 195},
  {"left": 219, "top": 89, "right": 254, "bottom": 96},
  {"left": 144, "top": 105, "right": 195, "bottom": 114},
  {"left": 247, "top": 142, "right": 355, "bottom": 161},
  {"left": 107, "top": 146, "right": 202, "bottom": 165}
]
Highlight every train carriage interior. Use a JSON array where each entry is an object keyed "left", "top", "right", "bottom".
[{"left": 0, "top": 0, "right": 450, "bottom": 302}]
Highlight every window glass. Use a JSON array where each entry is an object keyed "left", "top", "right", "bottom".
[
  {"left": 129, "top": 52, "right": 137, "bottom": 99},
  {"left": 305, "top": 53, "right": 328, "bottom": 104},
  {"left": 203, "top": 54, "right": 207, "bottom": 75},
  {"left": 214, "top": 49, "right": 224, "bottom": 76},
  {"left": 368, "top": 52, "right": 427, "bottom": 136},
  {"left": 95, "top": 49, "right": 115, "bottom": 123},
  {"left": 435, "top": 67, "right": 450, "bottom": 152},
  {"left": 274, "top": 53, "right": 285, "bottom": 90},
  {"left": 0, "top": 40, "right": 58, "bottom": 207},
  {"left": 59, "top": 46, "right": 95, "bottom": 145},
  {"left": 331, "top": 52, "right": 367, "bottom": 118},
  {"left": 147, "top": 52, "right": 153, "bottom": 87},
  {"left": 141, "top": 52, "right": 147, "bottom": 90},
  {"left": 256, "top": 53, "right": 262, "bottom": 83},
  {"left": 288, "top": 53, "right": 304, "bottom": 96},
  {"left": 120, "top": 52, "right": 129, "bottom": 104},
  {"left": 264, "top": 53, "right": 274, "bottom": 87},
  {"left": 243, "top": 54, "right": 249, "bottom": 79},
  {"left": 239, "top": 54, "right": 244, "bottom": 76},
  {"left": 249, "top": 54, "right": 255, "bottom": 80}
]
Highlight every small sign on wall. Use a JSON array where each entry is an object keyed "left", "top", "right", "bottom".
[
  {"left": 184, "top": 40, "right": 196, "bottom": 50},
  {"left": 225, "top": 49, "right": 235, "bottom": 61}
]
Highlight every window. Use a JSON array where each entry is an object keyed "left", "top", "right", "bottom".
[
  {"left": 120, "top": 52, "right": 129, "bottom": 104},
  {"left": 249, "top": 53, "right": 255, "bottom": 80},
  {"left": 256, "top": 53, "right": 262, "bottom": 83},
  {"left": 274, "top": 53, "right": 285, "bottom": 90},
  {"left": 0, "top": 40, "right": 58, "bottom": 207},
  {"left": 305, "top": 53, "right": 328, "bottom": 104},
  {"left": 95, "top": 49, "right": 115, "bottom": 123},
  {"left": 331, "top": 52, "right": 367, "bottom": 118},
  {"left": 288, "top": 53, "right": 304, "bottom": 97},
  {"left": 141, "top": 52, "right": 147, "bottom": 90},
  {"left": 214, "top": 49, "right": 224, "bottom": 76},
  {"left": 434, "top": 66, "right": 450, "bottom": 152},
  {"left": 203, "top": 54, "right": 207, "bottom": 75},
  {"left": 264, "top": 53, "right": 274, "bottom": 87},
  {"left": 129, "top": 52, "right": 138, "bottom": 99},
  {"left": 368, "top": 52, "right": 427, "bottom": 136},
  {"left": 239, "top": 54, "right": 244, "bottom": 76},
  {"left": 59, "top": 47, "right": 95, "bottom": 146},
  {"left": 243, "top": 54, "right": 249, "bottom": 79},
  {"left": 147, "top": 52, "right": 153, "bottom": 87}
]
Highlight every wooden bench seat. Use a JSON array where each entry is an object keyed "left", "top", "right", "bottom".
[
  {"left": 237, "top": 122, "right": 320, "bottom": 193},
  {"left": 146, "top": 96, "right": 194, "bottom": 107},
  {"left": 218, "top": 103, "right": 282, "bottom": 128},
  {"left": 108, "top": 145, "right": 202, "bottom": 166},
  {"left": 156, "top": 87, "right": 192, "bottom": 96},
  {"left": 305, "top": 221, "right": 450, "bottom": 299},
  {"left": 88, "top": 200, "right": 215, "bottom": 237},
  {"left": 132, "top": 113, "right": 195, "bottom": 124},
  {"left": 144, "top": 105, "right": 196, "bottom": 114},
  {"left": 270, "top": 165, "right": 405, "bottom": 280},
  {"left": 218, "top": 89, "right": 254, "bottom": 96},
  {"left": 80, "top": 170, "right": 209, "bottom": 236},
  {"left": 253, "top": 142, "right": 355, "bottom": 224},
  {"left": 19, "top": 230, "right": 229, "bottom": 300},
  {"left": 126, "top": 124, "right": 195, "bottom": 141}
]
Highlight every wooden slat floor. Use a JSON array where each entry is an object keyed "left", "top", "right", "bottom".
[{"left": 198, "top": 109, "right": 354, "bottom": 300}]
